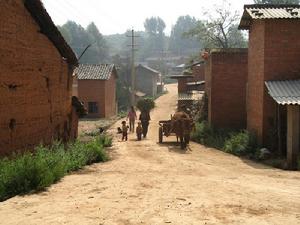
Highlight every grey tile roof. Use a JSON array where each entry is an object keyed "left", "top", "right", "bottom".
[
  {"left": 265, "top": 79, "right": 300, "bottom": 105},
  {"left": 75, "top": 64, "right": 115, "bottom": 80},
  {"left": 239, "top": 4, "right": 300, "bottom": 30},
  {"left": 137, "top": 64, "right": 160, "bottom": 74}
]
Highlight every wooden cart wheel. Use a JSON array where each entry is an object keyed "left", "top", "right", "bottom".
[{"left": 159, "top": 127, "right": 163, "bottom": 143}]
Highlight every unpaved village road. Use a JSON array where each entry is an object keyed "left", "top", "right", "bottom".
[{"left": 1, "top": 84, "right": 300, "bottom": 225}]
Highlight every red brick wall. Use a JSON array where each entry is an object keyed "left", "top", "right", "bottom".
[
  {"left": 247, "top": 20, "right": 300, "bottom": 146},
  {"left": 247, "top": 21, "right": 265, "bottom": 143},
  {"left": 78, "top": 80, "right": 105, "bottom": 118},
  {"left": 205, "top": 49, "right": 248, "bottom": 129},
  {"left": 178, "top": 78, "right": 188, "bottom": 93},
  {"left": 0, "top": 1, "right": 76, "bottom": 155},
  {"left": 191, "top": 64, "right": 205, "bottom": 82},
  {"left": 78, "top": 74, "right": 116, "bottom": 118}
]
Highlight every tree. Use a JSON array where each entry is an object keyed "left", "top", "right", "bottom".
[
  {"left": 254, "top": 0, "right": 299, "bottom": 4},
  {"left": 59, "top": 21, "right": 109, "bottom": 63},
  {"left": 186, "top": 1, "right": 247, "bottom": 48},
  {"left": 86, "top": 22, "right": 109, "bottom": 63},
  {"left": 143, "top": 17, "right": 167, "bottom": 56},
  {"left": 169, "top": 15, "right": 200, "bottom": 55}
]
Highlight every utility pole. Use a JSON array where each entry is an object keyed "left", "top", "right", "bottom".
[{"left": 127, "top": 29, "right": 139, "bottom": 106}]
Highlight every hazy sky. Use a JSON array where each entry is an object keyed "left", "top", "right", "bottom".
[{"left": 41, "top": 0, "right": 254, "bottom": 35}]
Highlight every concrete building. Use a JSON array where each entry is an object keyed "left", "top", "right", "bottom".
[
  {"left": 239, "top": 4, "right": 300, "bottom": 169},
  {"left": 0, "top": 0, "right": 78, "bottom": 155},
  {"left": 204, "top": 49, "right": 248, "bottom": 129},
  {"left": 135, "top": 65, "right": 160, "bottom": 97},
  {"left": 75, "top": 64, "right": 117, "bottom": 118}
]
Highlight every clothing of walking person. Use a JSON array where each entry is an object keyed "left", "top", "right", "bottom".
[
  {"left": 139, "top": 110, "right": 150, "bottom": 138},
  {"left": 127, "top": 106, "right": 137, "bottom": 133}
]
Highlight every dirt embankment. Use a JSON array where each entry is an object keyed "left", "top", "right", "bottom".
[{"left": 0, "top": 84, "right": 300, "bottom": 225}]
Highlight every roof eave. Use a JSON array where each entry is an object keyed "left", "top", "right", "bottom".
[{"left": 24, "top": 0, "right": 78, "bottom": 66}]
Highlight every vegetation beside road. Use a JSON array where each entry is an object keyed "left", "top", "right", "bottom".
[{"left": 0, "top": 136, "right": 111, "bottom": 202}]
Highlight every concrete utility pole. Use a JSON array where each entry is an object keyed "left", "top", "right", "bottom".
[{"left": 127, "top": 29, "right": 139, "bottom": 106}]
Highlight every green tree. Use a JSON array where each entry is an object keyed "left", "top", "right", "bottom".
[
  {"left": 169, "top": 15, "right": 200, "bottom": 55},
  {"left": 254, "top": 0, "right": 299, "bottom": 4},
  {"left": 58, "top": 21, "right": 109, "bottom": 63},
  {"left": 186, "top": 1, "right": 247, "bottom": 48},
  {"left": 143, "top": 17, "right": 166, "bottom": 56},
  {"left": 86, "top": 22, "right": 109, "bottom": 63}
]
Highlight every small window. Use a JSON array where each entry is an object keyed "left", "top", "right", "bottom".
[{"left": 88, "top": 102, "right": 98, "bottom": 114}]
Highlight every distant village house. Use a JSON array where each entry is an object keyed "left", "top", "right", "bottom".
[
  {"left": 74, "top": 64, "right": 117, "bottom": 118},
  {"left": 135, "top": 64, "right": 161, "bottom": 97}
]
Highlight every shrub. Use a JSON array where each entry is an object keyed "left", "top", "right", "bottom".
[
  {"left": 0, "top": 137, "right": 109, "bottom": 202},
  {"left": 191, "top": 121, "right": 229, "bottom": 149},
  {"left": 136, "top": 98, "right": 155, "bottom": 112},
  {"left": 191, "top": 122, "right": 258, "bottom": 157},
  {"left": 98, "top": 135, "right": 112, "bottom": 148},
  {"left": 223, "top": 131, "right": 257, "bottom": 156}
]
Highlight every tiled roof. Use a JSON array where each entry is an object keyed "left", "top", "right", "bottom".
[
  {"left": 265, "top": 79, "right": 300, "bottom": 105},
  {"left": 75, "top": 64, "right": 115, "bottom": 80},
  {"left": 239, "top": 4, "right": 300, "bottom": 30},
  {"left": 137, "top": 64, "right": 160, "bottom": 74}
]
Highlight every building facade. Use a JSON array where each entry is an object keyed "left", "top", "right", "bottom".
[
  {"left": 135, "top": 65, "right": 160, "bottom": 97},
  {"left": 204, "top": 49, "right": 248, "bottom": 129},
  {"left": 239, "top": 4, "right": 300, "bottom": 169},
  {"left": 0, "top": 0, "right": 78, "bottom": 155},
  {"left": 75, "top": 64, "right": 117, "bottom": 118}
]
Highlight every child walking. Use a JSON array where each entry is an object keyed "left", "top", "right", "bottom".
[
  {"left": 136, "top": 122, "right": 143, "bottom": 141},
  {"left": 121, "top": 121, "right": 129, "bottom": 141}
]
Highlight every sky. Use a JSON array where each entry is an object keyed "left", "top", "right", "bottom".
[{"left": 41, "top": 0, "right": 254, "bottom": 35}]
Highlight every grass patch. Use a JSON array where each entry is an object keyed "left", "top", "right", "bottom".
[{"left": 0, "top": 137, "right": 109, "bottom": 202}]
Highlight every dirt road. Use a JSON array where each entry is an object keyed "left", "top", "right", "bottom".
[{"left": 1, "top": 84, "right": 300, "bottom": 225}]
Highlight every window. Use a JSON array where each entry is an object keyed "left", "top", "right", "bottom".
[{"left": 88, "top": 102, "right": 98, "bottom": 114}]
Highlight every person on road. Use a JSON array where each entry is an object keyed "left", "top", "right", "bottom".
[
  {"left": 127, "top": 106, "right": 137, "bottom": 133},
  {"left": 139, "top": 110, "right": 151, "bottom": 138},
  {"left": 121, "top": 121, "right": 129, "bottom": 141},
  {"left": 136, "top": 122, "right": 143, "bottom": 141}
]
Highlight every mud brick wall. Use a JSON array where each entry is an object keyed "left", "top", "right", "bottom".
[
  {"left": 104, "top": 71, "right": 117, "bottom": 117},
  {"left": 247, "top": 20, "right": 300, "bottom": 146},
  {"left": 0, "top": 1, "right": 75, "bottom": 155},
  {"left": 78, "top": 75, "right": 116, "bottom": 118},
  {"left": 205, "top": 49, "right": 248, "bottom": 129}
]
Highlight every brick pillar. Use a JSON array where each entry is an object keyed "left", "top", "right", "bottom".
[
  {"left": 178, "top": 78, "right": 188, "bottom": 93},
  {"left": 287, "top": 105, "right": 299, "bottom": 170}
]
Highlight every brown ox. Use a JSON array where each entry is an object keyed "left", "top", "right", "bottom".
[{"left": 171, "top": 111, "right": 194, "bottom": 149}]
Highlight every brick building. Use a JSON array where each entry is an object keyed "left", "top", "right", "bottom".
[
  {"left": 239, "top": 4, "right": 300, "bottom": 169},
  {"left": 75, "top": 64, "right": 117, "bottom": 118},
  {"left": 135, "top": 65, "right": 160, "bottom": 97},
  {"left": 187, "top": 61, "right": 205, "bottom": 91},
  {"left": 204, "top": 49, "right": 248, "bottom": 129},
  {"left": 0, "top": 0, "right": 78, "bottom": 155}
]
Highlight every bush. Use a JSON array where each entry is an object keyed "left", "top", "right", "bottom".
[
  {"left": 191, "top": 121, "right": 258, "bottom": 157},
  {"left": 0, "top": 137, "right": 109, "bottom": 202},
  {"left": 191, "top": 121, "right": 229, "bottom": 149},
  {"left": 136, "top": 98, "right": 155, "bottom": 112},
  {"left": 223, "top": 131, "right": 257, "bottom": 156}
]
